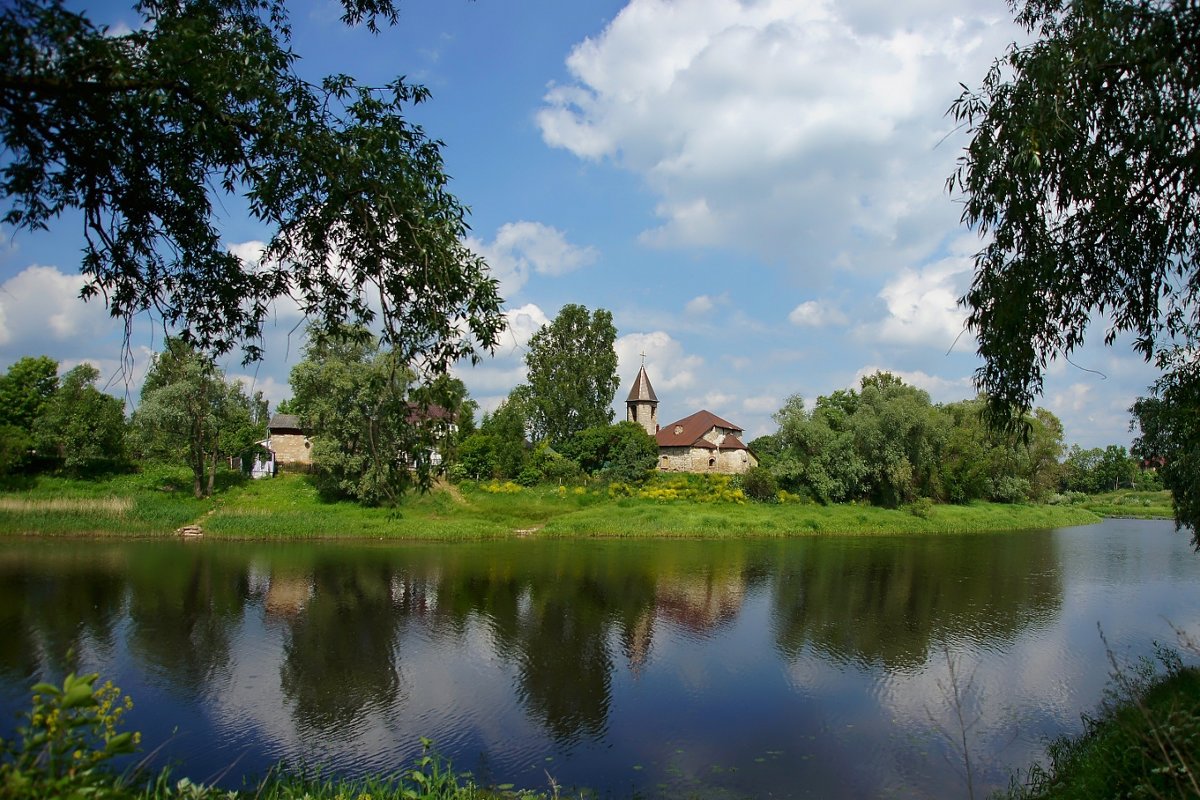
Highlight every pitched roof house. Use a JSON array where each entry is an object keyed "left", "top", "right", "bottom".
[
  {"left": 625, "top": 364, "right": 758, "bottom": 475},
  {"left": 655, "top": 409, "right": 758, "bottom": 474}
]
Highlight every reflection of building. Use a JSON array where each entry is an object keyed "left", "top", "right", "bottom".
[
  {"left": 626, "top": 363, "right": 758, "bottom": 475},
  {"left": 623, "top": 571, "right": 748, "bottom": 674},
  {"left": 263, "top": 574, "right": 313, "bottom": 618}
]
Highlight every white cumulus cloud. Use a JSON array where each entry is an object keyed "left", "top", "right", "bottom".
[
  {"left": 0, "top": 265, "right": 116, "bottom": 351},
  {"left": 466, "top": 222, "right": 598, "bottom": 299},
  {"left": 537, "top": 0, "right": 1019, "bottom": 273},
  {"left": 789, "top": 300, "right": 848, "bottom": 327},
  {"left": 871, "top": 257, "right": 972, "bottom": 350}
]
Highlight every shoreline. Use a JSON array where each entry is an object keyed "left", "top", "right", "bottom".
[{"left": 0, "top": 471, "right": 1118, "bottom": 540}]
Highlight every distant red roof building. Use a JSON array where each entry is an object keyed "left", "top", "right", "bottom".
[{"left": 625, "top": 363, "right": 758, "bottom": 475}]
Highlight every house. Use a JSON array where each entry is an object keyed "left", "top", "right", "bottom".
[
  {"left": 625, "top": 364, "right": 758, "bottom": 475},
  {"left": 261, "top": 414, "right": 311, "bottom": 473},
  {"left": 403, "top": 402, "right": 457, "bottom": 468}
]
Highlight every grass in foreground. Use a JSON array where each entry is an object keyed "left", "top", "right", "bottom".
[{"left": 998, "top": 657, "right": 1200, "bottom": 799}]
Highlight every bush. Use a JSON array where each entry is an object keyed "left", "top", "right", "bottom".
[
  {"left": 0, "top": 672, "right": 139, "bottom": 800},
  {"left": 741, "top": 466, "right": 779, "bottom": 502}
]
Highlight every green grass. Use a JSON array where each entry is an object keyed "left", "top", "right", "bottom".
[
  {"left": 999, "top": 663, "right": 1200, "bottom": 799},
  {"left": 0, "top": 469, "right": 1101, "bottom": 539},
  {"left": 1079, "top": 489, "right": 1175, "bottom": 520},
  {"left": 0, "top": 467, "right": 210, "bottom": 535}
]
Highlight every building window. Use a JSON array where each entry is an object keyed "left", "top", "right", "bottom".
[{"left": 708, "top": 457, "right": 716, "bottom": 467}]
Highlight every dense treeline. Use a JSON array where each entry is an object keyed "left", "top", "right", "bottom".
[
  {"left": 0, "top": 347, "right": 1159, "bottom": 508},
  {"left": 750, "top": 371, "right": 1153, "bottom": 506},
  {"left": 0, "top": 343, "right": 268, "bottom": 497}
]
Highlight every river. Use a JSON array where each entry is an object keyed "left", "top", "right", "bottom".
[{"left": 1, "top": 519, "right": 1198, "bottom": 798}]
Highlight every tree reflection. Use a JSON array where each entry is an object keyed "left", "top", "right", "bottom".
[
  {"left": 125, "top": 545, "right": 247, "bottom": 692},
  {"left": 0, "top": 545, "right": 125, "bottom": 677},
  {"left": 278, "top": 560, "right": 404, "bottom": 734},
  {"left": 770, "top": 534, "right": 1062, "bottom": 668}
]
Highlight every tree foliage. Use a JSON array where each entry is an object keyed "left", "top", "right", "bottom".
[
  {"left": 289, "top": 327, "right": 462, "bottom": 504},
  {"left": 1132, "top": 351, "right": 1200, "bottom": 541},
  {"left": 132, "top": 339, "right": 257, "bottom": 497},
  {"left": 34, "top": 363, "right": 127, "bottom": 475},
  {"left": 949, "top": 0, "right": 1200, "bottom": 424},
  {"left": 559, "top": 421, "right": 657, "bottom": 482},
  {"left": 523, "top": 304, "right": 619, "bottom": 446},
  {"left": 0, "top": 0, "right": 504, "bottom": 369},
  {"left": 768, "top": 373, "right": 1064, "bottom": 506}
]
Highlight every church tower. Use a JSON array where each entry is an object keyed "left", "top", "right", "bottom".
[{"left": 626, "top": 363, "right": 659, "bottom": 437}]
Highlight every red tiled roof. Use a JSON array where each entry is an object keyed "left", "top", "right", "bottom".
[{"left": 655, "top": 409, "right": 748, "bottom": 450}]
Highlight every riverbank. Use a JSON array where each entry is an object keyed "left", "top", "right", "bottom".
[
  {"left": 0, "top": 469, "right": 1107, "bottom": 539},
  {"left": 998, "top": 663, "right": 1200, "bottom": 799}
]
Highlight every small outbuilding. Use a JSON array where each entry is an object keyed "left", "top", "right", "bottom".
[{"left": 264, "top": 414, "right": 311, "bottom": 471}]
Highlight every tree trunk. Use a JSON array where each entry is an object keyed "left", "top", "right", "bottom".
[{"left": 208, "top": 447, "right": 217, "bottom": 496}]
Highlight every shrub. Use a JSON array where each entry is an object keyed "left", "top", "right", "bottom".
[
  {"left": 741, "top": 467, "right": 779, "bottom": 502},
  {"left": 0, "top": 671, "right": 139, "bottom": 800}
]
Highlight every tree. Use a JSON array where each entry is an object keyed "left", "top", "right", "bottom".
[
  {"left": 1132, "top": 353, "right": 1200, "bottom": 543},
  {"left": 475, "top": 389, "right": 532, "bottom": 480},
  {"left": 559, "top": 421, "right": 657, "bottom": 482},
  {"left": 132, "top": 340, "right": 253, "bottom": 497},
  {"left": 0, "top": 356, "right": 57, "bottom": 431},
  {"left": 0, "top": 0, "right": 503, "bottom": 370},
  {"left": 950, "top": 0, "right": 1200, "bottom": 416},
  {"left": 523, "top": 305, "right": 619, "bottom": 446},
  {"left": 289, "top": 328, "right": 414, "bottom": 504},
  {"left": 0, "top": 355, "right": 58, "bottom": 475},
  {"left": 34, "top": 363, "right": 127, "bottom": 475}
]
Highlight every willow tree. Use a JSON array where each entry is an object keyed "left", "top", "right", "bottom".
[
  {"left": 0, "top": 0, "right": 504, "bottom": 372},
  {"left": 950, "top": 0, "right": 1200, "bottom": 533}
]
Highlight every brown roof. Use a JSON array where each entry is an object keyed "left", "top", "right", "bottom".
[
  {"left": 655, "top": 409, "right": 749, "bottom": 450},
  {"left": 626, "top": 365, "right": 658, "bottom": 403}
]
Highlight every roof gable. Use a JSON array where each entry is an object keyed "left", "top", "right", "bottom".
[
  {"left": 655, "top": 409, "right": 748, "bottom": 450},
  {"left": 268, "top": 414, "right": 303, "bottom": 432}
]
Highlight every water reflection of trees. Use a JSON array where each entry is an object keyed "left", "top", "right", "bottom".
[
  {"left": 0, "top": 544, "right": 126, "bottom": 677},
  {"left": 1, "top": 534, "right": 1064, "bottom": 749},
  {"left": 770, "top": 534, "right": 1062, "bottom": 669},
  {"left": 125, "top": 545, "right": 248, "bottom": 692},
  {"left": 277, "top": 560, "right": 406, "bottom": 734}
]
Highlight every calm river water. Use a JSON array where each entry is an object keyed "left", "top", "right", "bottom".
[{"left": 2, "top": 519, "right": 1199, "bottom": 798}]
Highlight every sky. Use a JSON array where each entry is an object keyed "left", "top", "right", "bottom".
[{"left": 0, "top": 0, "right": 1162, "bottom": 449}]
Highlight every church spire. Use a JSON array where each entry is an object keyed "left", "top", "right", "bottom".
[{"left": 626, "top": 364, "right": 659, "bottom": 436}]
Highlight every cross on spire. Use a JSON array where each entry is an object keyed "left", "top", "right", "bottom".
[{"left": 639, "top": 349, "right": 647, "bottom": 366}]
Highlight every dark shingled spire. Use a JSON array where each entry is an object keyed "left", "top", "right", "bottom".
[{"left": 626, "top": 364, "right": 658, "bottom": 403}]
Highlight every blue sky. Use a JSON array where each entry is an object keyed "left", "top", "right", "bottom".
[{"left": 0, "top": 0, "right": 1160, "bottom": 449}]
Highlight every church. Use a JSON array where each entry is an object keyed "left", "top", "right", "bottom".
[{"left": 625, "top": 364, "right": 758, "bottom": 475}]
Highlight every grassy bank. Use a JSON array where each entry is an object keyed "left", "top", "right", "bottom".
[
  {"left": 0, "top": 468, "right": 1101, "bottom": 539},
  {"left": 999, "top": 661, "right": 1200, "bottom": 799},
  {"left": 1077, "top": 489, "right": 1175, "bottom": 520}
]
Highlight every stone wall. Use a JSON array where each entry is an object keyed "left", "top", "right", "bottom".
[
  {"left": 270, "top": 432, "right": 311, "bottom": 467},
  {"left": 657, "top": 446, "right": 756, "bottom": 475}
]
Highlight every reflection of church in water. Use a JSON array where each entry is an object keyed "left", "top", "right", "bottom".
[{"left": 622, "top": 570, "right": 749, "bottom": 674}]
